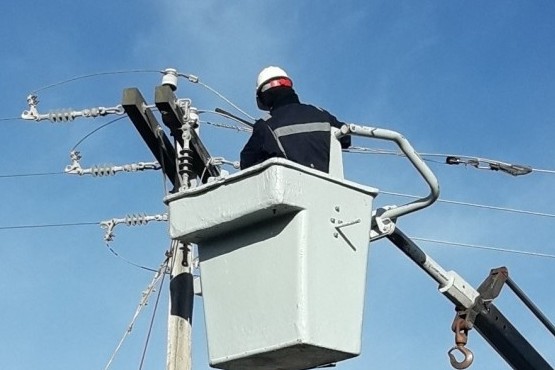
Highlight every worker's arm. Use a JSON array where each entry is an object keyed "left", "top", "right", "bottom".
[
  {"left": 240, "top": 121, "right": 282, "bottom": 169},
  {"left": 328, "top": 113, "right": 351, "bottom": 149}
]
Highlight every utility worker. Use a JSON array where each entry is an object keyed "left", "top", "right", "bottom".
[{"left": 240, "top": 66, "right": 351, "bottom": 172}]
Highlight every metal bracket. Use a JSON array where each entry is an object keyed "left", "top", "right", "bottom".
[
  {"left": 154, "top": 84, "right": 220, "bottom": 183},
  {"left": 369, "top": 206, "right": 397, "bottom": 241},
  {"left": 446, "top": 267, "right": 508, "bottom": 369}
]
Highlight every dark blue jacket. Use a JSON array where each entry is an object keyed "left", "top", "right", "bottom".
[{"left": 240, "top": 91, "right": 350, "bottom": 172}]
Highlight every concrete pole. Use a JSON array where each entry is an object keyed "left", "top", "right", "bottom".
[{"left": 166, "top": 241, "right": 194, "bottom": 370}]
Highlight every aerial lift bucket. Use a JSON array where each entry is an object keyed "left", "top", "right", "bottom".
[{"left": 165, "top": 124, "right": 439, "bottom": 370}]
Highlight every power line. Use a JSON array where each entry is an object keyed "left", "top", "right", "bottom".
[
  {"left": 178, "top": 73, "right": 256, "bottom": 122},
  {"left": 1, "top": 218, "right": 554, "bottom": 261},
  {"left": 138, "top": 264, "right": 166, "bottom": 370},
  {"left": 411, "top": 236, "right": 555, "bottom": 260},
  {"left": 0, "top": 186, "right": 553, "bottom": 226},
  {"left": 0, "top": 171, "right": 65, "bottom": 179},
  {"left": 105, "top": 243, "right": 158, "bottom": 273},
  {"left": 345, "top": 146, "right": 555, "bottom": 175},
  {"left": 31, "top": 69, "right": 162, "bottom": 93},
  {"left": 0, "top": 221, "right": 98, "bottom": 230},
  {"left": 71, "top": 116, "right": 126, "bottom": 151},
  {"left": 381, "top": 191, "right": 555, "bottom": 219},
  {"left": 104, "top": 258, "right": 168, "bottom": 370}
]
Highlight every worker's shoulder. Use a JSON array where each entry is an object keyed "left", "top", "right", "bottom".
[
  {"left": 297, "top": 102, "right": 330, "bottom": 113},
  {"left": 254, "top": 114, "right": 272, "bottom": 125},
  {"left": 297, "top": 104, "right": 340, "bottom": 122},
  {"left": 272, "top": 103, "right": 338, "bottom": 123}
]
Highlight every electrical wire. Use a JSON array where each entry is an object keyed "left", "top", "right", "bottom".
[
  {"left": 202, "top": 119, "right": 252, "bottom": 132},
  {"left": 532, "top": 168, "right": 555, "bottom": 175},
  {"left": 0, "top": 171, "right": 65, "bottom": 178},
  {"left": 411, "top": 236, "right": 555, "bottom": 260},
  {"left": 5, "top": 74, "right": 555, "bottom": 263},
  {"left": 418, "top": 151, "right": 552, "bottom": 173},
  {"left": 138, "top": 263, "right": 166, "bottom": 370},
  {"left": 1, "top": 187, "right": 555, "bottom": 234},
  {"left": 0, "top": 117, "right": 21, "bottom": 121},
  {"left": 0, "top": 221, "right": 98, "bottom": 230},
  {"left": 198, "top": 109, "right": 253, "bottom": 132},
  {"left": 1, "top": 218, "right": 554, "bottom": 260},
  {"left": 31, "top": 69, "right": 162, "bottom": 94},
  {"left": 105, "top": 243, "right": 158, "bottom": 273},
  {"left": 178, "top": 73, "right": 256, "bottom": 122},
  {"left": 104, "top": 258, "right": 168, "bottom": 370},
  {"left": 71, "top": 116, "right": 127, "bottom": 151},
  {"left": 381, "top": 190, "right": 555, "bottom": 219},
  {"left": 345, "top": 146, "right": 555, "bottom": 175},
  {"left": 155, "top": 116, "right": 554, "bottom": 176},
  {"left": 0, "top": 221, "right": 160, "bottom": 272}
]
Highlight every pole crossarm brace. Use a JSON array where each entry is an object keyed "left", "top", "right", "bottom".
[
  {"left": 385, "top": 228, "right": 553, "bottom": 370},
  {"left": 122, "top": 88, "right": 180, "bottom": 189},
  {"left": 154, "top": 85, "right": 220, "bottom": 183}
]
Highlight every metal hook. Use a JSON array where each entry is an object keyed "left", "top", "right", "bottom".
[
  {"left": 448, "top": 345, "right": 474, "bottom": 369},
  {"left": 448, "top": 316, "right": 474, "bottom": 368}
]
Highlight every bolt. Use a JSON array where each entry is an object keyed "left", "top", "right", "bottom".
[
  {"left": 333, "top": 232, "right": 339, "bottom": 238},
  {"left": 335, "top": 206, "right": 340, "bottom": 212},
  {"left": 330, "top": 218, "right": 336, "bottom": 223}
]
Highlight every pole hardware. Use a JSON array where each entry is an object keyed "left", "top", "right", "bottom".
[
  {"left": 21, "top": 93, "right": 124, "bottom": 122},
  {"left": 122, "top": 87, "right": 180, "bottom": 189},
  {"left": 65, "top": 150, "right": 160, "bottom": 177},
  {"left": 154, "top": 85, "right": 220, "bottom": 184},
  {"left": 100, "top": 213, "right": 168, "bottom": 242}
]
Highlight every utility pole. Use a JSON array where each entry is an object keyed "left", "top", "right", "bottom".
[
  {"left": 164, "top": 70, "right": 196, "bottom": 370},
  {"left": 123, "top": 68, "right": 219, "bottom": 370},
  {"left": 167, "top": 241, "right": 194, "bottom": 370}
]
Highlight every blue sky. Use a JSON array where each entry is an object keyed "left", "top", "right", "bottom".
[{"left": 1, "top": 1, "right": 555, "bottom": 369}]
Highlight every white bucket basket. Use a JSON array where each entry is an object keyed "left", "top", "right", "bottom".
[{"left": 166, "top": 158, "right": 378, "bottom": 370}]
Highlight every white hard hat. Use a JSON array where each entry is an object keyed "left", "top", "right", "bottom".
[{"left": 256, "top": 66, "right": 292, "bottom": 93}]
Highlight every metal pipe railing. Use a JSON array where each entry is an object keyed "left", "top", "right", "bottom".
[{"left": 338, "top": 124, "right": 440, "bottom": 220}]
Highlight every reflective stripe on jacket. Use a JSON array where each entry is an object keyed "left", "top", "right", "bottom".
[{"left": 240, "top": 102, "right": 350, "bottom": 172}]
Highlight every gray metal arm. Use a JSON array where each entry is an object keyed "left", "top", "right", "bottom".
[
  {"left": 338, "top": 124, "right": 440, "bottom": 220},
  {"left": 386, "top": 228, "right": 554, "bottom": 370}
]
